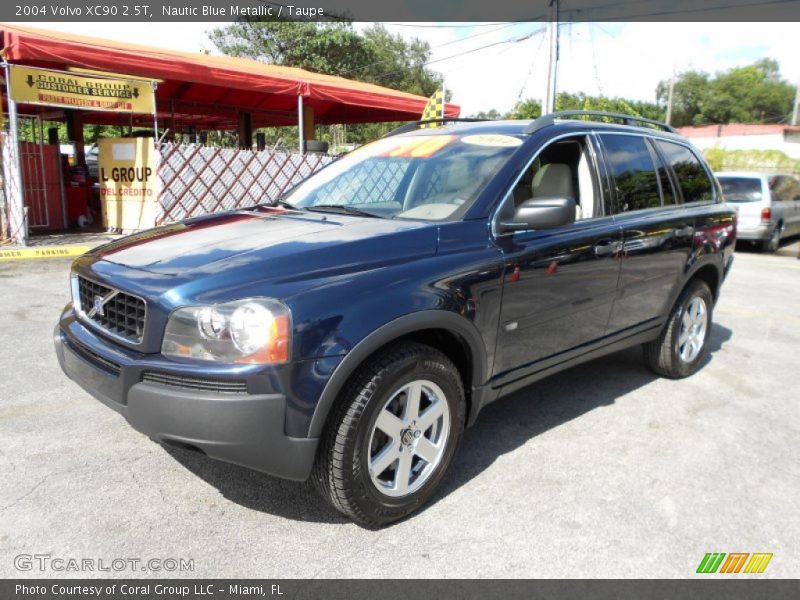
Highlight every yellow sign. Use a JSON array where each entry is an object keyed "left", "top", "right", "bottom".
[
  {"left": 0, "top": 246, "right": 90, "bottom": 261},
  {"left": 9, "top": 65, "right": 155, "bottom": 114},
  {"left": 99, "top": 138, "right": 159, "bottom": 232}
]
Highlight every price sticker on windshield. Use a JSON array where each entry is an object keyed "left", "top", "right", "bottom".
[{"left": 461, "top": 134, "right": 522, "bottom": 147}]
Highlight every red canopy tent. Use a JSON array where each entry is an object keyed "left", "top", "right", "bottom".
[{"left": 0, "top": 24, "right": 460, "bottom": 131}]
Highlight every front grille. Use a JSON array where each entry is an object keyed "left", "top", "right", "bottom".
[
  {"left": 77, "top": 277, "right": 146, "bottom": 343},
  {"left": 67, "top": 338, "right": 121, "bottom": 376},
  {"left": 142, "top": 371, "right": 248, "bottom": 395}
]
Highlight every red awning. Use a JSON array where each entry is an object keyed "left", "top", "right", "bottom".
[{"left": 0, "top": 24, "right": 460, "bottom": 129}]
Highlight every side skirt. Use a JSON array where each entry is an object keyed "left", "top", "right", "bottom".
[{"left": 467, "top": 323, "right": 662, "bottom": 426}]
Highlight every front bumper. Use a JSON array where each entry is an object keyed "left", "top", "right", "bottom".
[{"left": 54, "top": 314, "right": 319, "bottom": 481}]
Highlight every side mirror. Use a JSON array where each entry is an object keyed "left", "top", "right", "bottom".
[{"left": 499, "top": 197, "right": 576, "bottom": 233}]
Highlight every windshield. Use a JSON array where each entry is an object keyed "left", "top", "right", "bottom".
[
  {"left": 718, "top": 176, "right": 763, "bottom": 203},
  {"left": 286, "top": 133, "right": 523, "bottom": 220}
]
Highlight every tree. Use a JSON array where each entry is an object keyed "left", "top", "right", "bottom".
[
  {"left": 704, "top": 58, "right": 794, "bottom": 124},
  {"left": 209, "top": 20, "right": 371, "bottom": 77},
  {"left": 506, "top": 98, "right": 542, "bottom": 119},
  {"left": 656, "top": 59, "right": 794, "bottom": 126},
  {"left": 656, "top": 70, "right": 709, "bottom": 127},
  {"left": 502, "top": 93, "right": 662, "bottom": 122},
  {"left": 208, "top": 20, "right": 443, "bottom": 147}
]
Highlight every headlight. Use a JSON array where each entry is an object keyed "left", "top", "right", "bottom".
[{"left": 162, "top": 298, "right": 291, "bottom": 364}]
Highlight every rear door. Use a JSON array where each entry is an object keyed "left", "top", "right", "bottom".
[
  {"left": 771, "top": 175, "right": 800, "bottom": 236},
  {"left": 599, "top": 134, "right": 703, "bottom": 335}
]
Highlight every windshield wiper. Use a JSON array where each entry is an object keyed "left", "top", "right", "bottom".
[
  {"left": 271, "top": 198, "right": 300, "bottom": 210},
  {"left": 306, "top": 204, "right": 383, "bottom": 218}
]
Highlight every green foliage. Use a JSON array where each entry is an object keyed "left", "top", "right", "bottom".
[
  {"left": 657, "top": 58, "right": 795, "bottom": 127},
  {"left": 498, "top": 93, "right": 662, "bottom": 122},
  {"left": 702, "top": 147, "right": 800, "bottom": 175},
  {"left": 505, "top": 98, "right": 542, "bottom": 120}
]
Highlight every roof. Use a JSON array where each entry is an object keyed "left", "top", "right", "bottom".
[
  {"left": 0, "top": 24, "right": 459, "bottom": 129},
  {"left": 679, "top": 124, "right": 800, "bottom": 138},
  {"left": 401, "top": 118, "right": 687, "bottom": 142}
]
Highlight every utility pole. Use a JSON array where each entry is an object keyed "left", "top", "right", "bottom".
[
  {"left": 792, "top": 81, "right": 799, "bottom": 125},
  {"left": 665, "top": 67, "right": 676, "bottom": 126},
  {"left": 544, "top": 0, "right": 559, "bottom": 115}
]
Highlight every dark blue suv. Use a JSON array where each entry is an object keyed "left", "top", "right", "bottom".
[{"left": 55, "top": 112, "right": 736, "bottom": 525}]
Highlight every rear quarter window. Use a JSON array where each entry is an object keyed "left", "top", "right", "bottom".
[{"left": 655, "top": 140, "right": 715, "bottom": 203}]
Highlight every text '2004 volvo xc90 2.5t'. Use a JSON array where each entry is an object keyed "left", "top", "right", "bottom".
[{"left": 55, "top": 111, "right": 736, "bottom": 526}]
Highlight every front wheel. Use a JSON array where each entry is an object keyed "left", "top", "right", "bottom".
[
  {"left": 644, "top": 280, "right": 714, "bottom": 379},
  {"left": 312, "top": 342, "right": 465, "bottom": 526}
]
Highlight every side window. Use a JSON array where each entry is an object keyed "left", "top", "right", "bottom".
[
  {"left": 503, "top": 135, "right": 604, "bottom": 222},
  {"left": 651, "top": 142, "right": 678, "bottom": 206},
  {"left": 770, "top": 176, "right": 800, "bottom": 203},
  {"left": 655, "top": 140, "right": 714, "bottom": 204},
  {"left": 599, "top": 134, "right": 661, "bottom": 212}
]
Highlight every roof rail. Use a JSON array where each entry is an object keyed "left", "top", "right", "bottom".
[
  {"left": 523, "top": 110, "right": 677, "bottom": 135},
  {"left": 384, "top": 118, "right": 488, "bottom": 137}
]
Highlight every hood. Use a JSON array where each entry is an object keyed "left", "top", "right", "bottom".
[{"left": 91, "top": 208, "right": 437, "bottom": 278}]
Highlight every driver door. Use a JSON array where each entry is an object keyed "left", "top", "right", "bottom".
[{"left": 492, "top": 134, "right": 623, "bottom": 385}]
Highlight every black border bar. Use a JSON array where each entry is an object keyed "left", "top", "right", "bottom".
[
  {"left": 3, "top": 579, "right": 800, "bottom": 600},
  {"left": 3, "top": 0, "right": 800, "bottom": 22}
]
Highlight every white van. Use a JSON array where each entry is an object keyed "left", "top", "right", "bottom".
[{"left": 717, "top": 172, "right": 800, "bottom": 252}]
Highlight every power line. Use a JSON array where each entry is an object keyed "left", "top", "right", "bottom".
[
  {"left": 556, "top": 0, "right": 797, "bottom": 19},
  {"left": 335, "top": 22, "right": 545, "bottom": 80},
  {"left": 363, "top": 27, "right": 548, "bottom": 86}
]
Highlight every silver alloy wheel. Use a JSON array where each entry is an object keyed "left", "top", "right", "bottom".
[
  {"left": 678, "top": 296, "right": 708, "bottom": 363},
  {"left": 367, "top": 379, "right": 451, "bottom": 498}
]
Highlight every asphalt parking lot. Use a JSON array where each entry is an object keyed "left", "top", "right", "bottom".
[{"left": 1, "top": 242, "right": 799, "bottom": 579}]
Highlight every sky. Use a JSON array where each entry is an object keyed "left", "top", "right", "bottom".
[{"left": 20, "top": 21, "right": 800, "bottom": 117}]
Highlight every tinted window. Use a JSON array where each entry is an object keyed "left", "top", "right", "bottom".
[
  {"left": 656, "top": 141, "right": 714, "bottom": 203},
  {"left": 600, "top": 134, "right": 661, "bottom": 212},
  {"left": 718, "top": 177, "right": 763, "bottom": 203},
  {"left": 770, "top": 175, "right": 800, "bottom": 203},
  {"left": 652, "top": 146, "right": 677, "bottom": 206}
]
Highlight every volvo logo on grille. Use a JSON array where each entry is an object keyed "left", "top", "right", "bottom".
[
  {"left": 87, "top": 290, "right": 118, "bottom": 318},
  {"left": 93, "top": 296, "right": 105, "bottom": 316}
]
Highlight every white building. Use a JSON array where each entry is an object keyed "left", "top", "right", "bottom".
[{"left": 678, "top": 124, "right": 800, "bottom": 159}]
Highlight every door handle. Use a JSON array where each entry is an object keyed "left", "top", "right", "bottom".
[
  {"left": 673, "top": 225, "right": 695, "bottom": 238},
  {"left": 593, "top": 240, "right": 621, "bottom": 258}
]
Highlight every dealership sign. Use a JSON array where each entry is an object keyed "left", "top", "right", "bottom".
[
  {"left": 99, "top": 137, "right": 159, "bottom": 231},
  {"left": 8, "top": 65, "right": 155, "bottom": 114}
]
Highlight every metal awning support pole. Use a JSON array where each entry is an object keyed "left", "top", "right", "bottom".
[
  {"left": 297, "top": 95, "right": 305, "bottom": 154},
  {"left": 152, "top": 81, "right": 160, "bottom": 142},
  {"left": 3, "top": 62, "right": 27, "bottom": 246}
]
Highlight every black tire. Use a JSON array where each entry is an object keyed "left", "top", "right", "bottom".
[
  {"left": 761, "top": 224, "right": 781, "bottom": 252},
  {"left": 644, "top": 279, "right": 714, "bottom": 379},
  {"left": 312, "top": 342, "right": 465, "bottom": 526}
]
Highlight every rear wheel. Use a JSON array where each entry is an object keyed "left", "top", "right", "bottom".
[
  {"left": 312, "top": 342, "right": 465, "bottom": 526},
  {"left": 762, "top": 224, "right": 781, "bottom": 252},
  {"left": 644, "top": 279, "right": 714, "bottom": 379}
]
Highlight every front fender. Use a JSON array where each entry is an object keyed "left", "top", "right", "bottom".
[{"left": 306, "top": 310, "right": 489, "bottom": 438}]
